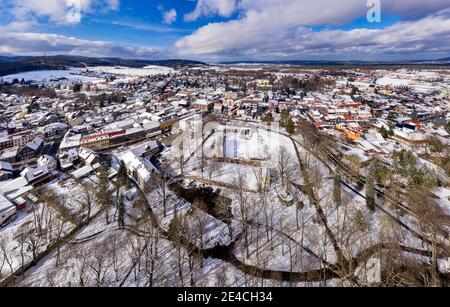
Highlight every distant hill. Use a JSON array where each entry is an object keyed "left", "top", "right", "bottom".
[
  {"left": 0, "top": 56, "right": 28, "bottom": 63},
  {"left": 0, "top": 55, "right": 206, "bottom": 77},
  {"left": 220, "top": 59, "right": 450, "bottom": 66}
]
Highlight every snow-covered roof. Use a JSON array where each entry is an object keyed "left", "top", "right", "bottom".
[
  {"left": 21, "top": 166, "right": 50, "bottom": 183},
  {"left": 131, "top": 140, "right": 159, "bottom": 157},
  {"left": 0, "top": 161, "right": 13, "bottom": 172},
  {"left": 0, "top": 194, "right": 14, "bottom": 212},
  {"left": 26, "top": 137, "right": 44, "bottom": 151},
  {"left": 71, "top": 165, "right": 94, "bottom": 179},
  {"left": 0, "top": 176, "right": 29, "bottom": 196}
]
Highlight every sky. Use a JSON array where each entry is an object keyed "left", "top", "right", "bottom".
[{"left": 0, "top": 0, "right": 449, "bottom": 62}]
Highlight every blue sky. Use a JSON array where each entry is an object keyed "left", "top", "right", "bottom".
[{"left": 0, "top": 0, "right": 449, "bottom": 61}]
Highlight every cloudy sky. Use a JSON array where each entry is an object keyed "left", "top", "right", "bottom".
[{"left": 0, "top": 0, "right": 449, "bottom": 61}]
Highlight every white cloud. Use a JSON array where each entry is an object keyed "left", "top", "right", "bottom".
[
  {"left": 0, "top": 31, "right": 170, "bottom": 59},
  {"left": 0, "top": 0, "right": 120, "bottom": 28},
  {"left": 184, "top": 0, "right": 237, "bottom": 22},
  {"left": 1, "top": 0, "right": 450, "bottom": 61},
  {"left": 162, "top": 8, "right": 177, "bottom": 25},
  {"left": 176, "top": 0, "right": 450, "bottom": 60},
  {"left": 176, "top": 6, "right": 450, "bottom": 61}
]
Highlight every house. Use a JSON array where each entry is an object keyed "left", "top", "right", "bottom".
[
  {"left": 119, "top": 140, "right": 160, "bottom": 189},
  {"left": 17, "top": 137, "right": 44, "bottom": 161},
  {"left": 214, "top": 102, "right": 224, "bottom": 113},
  {"left": 392, "top": 129, "right": 428, "bottom": 146},
  {"left": 40, "top": 122, "right": 69, "bottom": 138},
  {"left": 0, "top": 161, "right": 13, "bottom": 181},
  {"left": 79, "top": 148, "right": 100, "bottom": 166},
  {"left": 20, "top": 166, "right": 52, "bottom": 185},
  {"left": 37, "top": 155, "right": 58, "bottom": 170},
  {"left": 0, "top": 131, "right": 35, "bottom": 151},
  {"left": 71, "top": 164, "right": 100, "bottom": 180},
  {"left": 193, "top": 99, "right": 214, "bottom": 112},
  {"left": 0, "top": 176, "right": 33, "bottom": 206},
  {"left": 58, "top": 148, "right": 79, "bottom": 170},
  {"left": 0, "top": 149, "right": 18, "bottom": 163}
]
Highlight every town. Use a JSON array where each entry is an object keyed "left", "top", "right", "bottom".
[{"left": 0, "top": 61, "right": 449, "bottom": 287}]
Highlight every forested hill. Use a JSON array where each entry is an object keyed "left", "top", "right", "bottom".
[{"left": 0, "top": 55, "right": 206, "bottom": 76}]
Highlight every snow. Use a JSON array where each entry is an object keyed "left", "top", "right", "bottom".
[
  {"left": 87, "top": 65, "right": 175, "bottom": 77},
  {"left": 2, "top": 68, "right": 101, "bottom": 84},
  {"left": 376, "top": 77, "right": 412, "bottom": 87}
]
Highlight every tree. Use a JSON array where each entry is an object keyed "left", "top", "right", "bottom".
[
  {"left": 280, "top": 109, "right": 290, "bottom": 127},
  {"left": 369, "top": 158, "right": 389, "bottom": 186},
  {"left": 233, "top": 174, "right": 251, "bottom": 258},
  {"left": 152, "top": 172, "right": 170, "bottom": 217},
  {"left": 88, "top": 243, "right": 111, "bottom": 287},
  {"left": 393, "top": 150, "right": 416, "bottom": 178},
  {"left": 276, "top": 147, "right": 294, "bottom": 192},
  {"left": 409, "top": 165, "right": 438, "bottom": 189},
  {"left": 118, "top": 193, "right": 125, "bottom": 230},
  {"left": 75, "top": 184, "right": 95, "bottom": 221},
  {"left": 333, "top": 172, "right": 342, "bottom": 207},
  {"left": 73, "top": 83, "right": 82, "bottom": 93},
  {"left": 0, "top": 234, "right": 14, "bottom": 277},
  {"left": 262, "top": 112, "right": 273, "bottom": 123},
  {"left": 427, "top": 136, "right": 444, "bottom": 153},
  {"left": 208, "top": 159, "right": 220, "bottom": 179},
  {"left": 365, "top": 178, "right": 376, "bottom": 212},
  {"left": 117, "top": 160, "right": 129, "bottom": 188},
  {"left": 97, "top": 166, "right": 112, "bottom": 224},
  {"left": 140, "top": 214, "right": 162, "bottom": 287},
  {"left": 286, "top": 118, "right": 295, "bottom": 135},
  {"left": 173, "top": 153, "right": 185, "bottom": 176},
  {"left": 380, "top": 126, "right": 389, "bottom": 139}
]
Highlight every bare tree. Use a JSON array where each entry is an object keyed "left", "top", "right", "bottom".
[
  {"left": 233, "top": 173, "right": 252, "bottom": 258},
  {"left": 253, "top": 166, "right": 270, "bottom": 194},
  {"left": 54, "top": 216, "right": 69, "bottom": 267},
  {"left": 0, "top": 234, "right": 14, "bottom": 277},
  {"left": 88, "top": 243, "right": 112, "bottom": 287},
  {"left": 151, "top": 171, "right": 170, "bottom": 218},
  {"left": 276, "top": 147, "right": 295, "bottom": 192},
  {"left": 15, "top": 226, "right": 28, "bottom": 275},
  {"left": 208, "top": 159, "right": 220, "bottom": 180},
  {"left": 126, "top": 232, "right": 140, "bottom": 284},
  {"left": 75, "top": 184, "right": 95, "bottom": 221},
  {"left": 173, "top": 152, "right": 186, "bottom": 176},
  {"left": 141, "top": 219, "right": 162, "bottom": 287},
  {"left": 69, "top": 244, "right": 91, "bottom": 287}
]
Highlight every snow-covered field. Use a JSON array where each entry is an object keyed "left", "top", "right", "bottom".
[
  {"left": 2, "top": 68, "right": 101, "bottom": 83},
  {"left": 87, "top": 65, "right": 175, "bottom": 77},
  {"left": 376, "top": 77, "right": 412, "bottom": 87},
  {"left": 2, "top": 65, "right": 175, "bottom": 85}
]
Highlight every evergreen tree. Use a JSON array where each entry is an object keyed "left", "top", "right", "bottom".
[
  {"left": 73, "top": 83, "right": 82, "bottom": 93},
  {"left": 286, "top": 118, "right": 295, "bottom": 135},
  {"left": 117, "top": 160, "right": 129, "bottom": 188},
  {"left": 389, "top": 126, "right": 395, "bottom": 137},
  {"left": 446, "top": 120, "right": 450, "bottom": 134},
  {"left": 280, "top": 109, "right": 290, "bottom": 127},
  {"left": 97, "top": 166, "right": 112, "bottom": 224},
  {"left": 380, "top": 126, "right": 389, "bottom": 139},
  {"left": 117, "top": 194, "right": 125, "bottom": 230},
  {"left": 262, "top": 112, "right": 273, "bottom": 123},
  {"left": 365, "top": 178, "right": 376, "bottom": 212}
]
